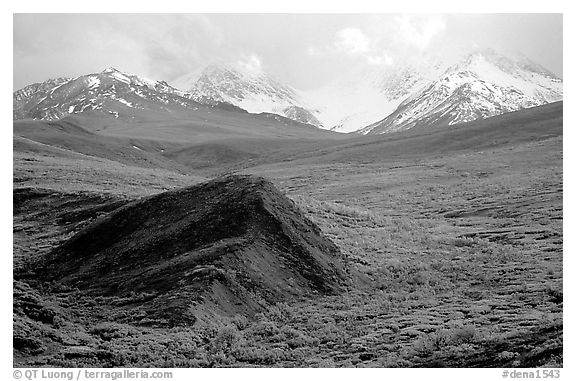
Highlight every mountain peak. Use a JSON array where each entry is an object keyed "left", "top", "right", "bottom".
[
  {"left": 197, "top": 62, "right": 270, "bottom": 82},
  {"left": 170, "top": 62, "right": 322, "bottom": 126},
  {"left": 101, "top": 67, "right": 121, "bottom": 74},
  {"left": 454, "top": 49, "right": 559, "bottom": 80},
  {"left": 13, "top": 66, "right": 202, "bottom": 121},
  {"left": 203, "top": 63, "right": 235, "bottom": 73}
]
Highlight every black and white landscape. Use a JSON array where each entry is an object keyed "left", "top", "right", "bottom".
[{"left": 13, "top": 13, "right": 563, "bottom": 368}]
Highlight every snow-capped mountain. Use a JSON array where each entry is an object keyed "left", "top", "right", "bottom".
[
  {"left": 360, "top": 50, "right": 563, "bottom": 135},
  {"left": 13, "top": 67, "right": 208, "bottom": 121},
  {"left": 14, "top": 50, "right": 563, "bottom": 134},
  {"left": 14, "top": 77, "right": 72, "bottom": 120},
  {"left": 172, "top": 64, "right": 323, "bottom": 127}
]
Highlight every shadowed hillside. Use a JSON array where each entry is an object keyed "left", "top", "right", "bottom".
[{"left": 29, "top": 175, "right": 349, "bottom": 326}]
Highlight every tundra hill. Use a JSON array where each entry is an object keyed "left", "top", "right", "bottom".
[
  {"left": 14, "top": 103, "right": 562, "bottom": 182},
  {"left": 244, "top": 101, "right": 563, "bottom": 170},
  {"left": 167, "top": 102, "right": 562, "bottom": 175},
  {"left": 14, "top": 105, "right": 344, "bottom": 175},
  {"left": 61, "top": 106, "right": 340, "bottom": 143},
  {"left": 30, "top": 175, "right": 349, "bottom": 326},
  {"left": 14, "top": 119, "right": 190, "bottom": 172}
]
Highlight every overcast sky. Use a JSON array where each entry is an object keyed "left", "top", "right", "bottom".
[{"left": 13, "top": 13, "right": 563, "bottom": 90}]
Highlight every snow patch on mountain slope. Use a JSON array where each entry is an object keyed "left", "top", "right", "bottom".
[
  {"left": 102, "top": 68, "right": 131, "bottom": 84},
  {"left": 85, "top": 76, "right": 100, "bottom": 91},
  {"left": 115, "top": 97, "right": 134, "bottom": 108}
]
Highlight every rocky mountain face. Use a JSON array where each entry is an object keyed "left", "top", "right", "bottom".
[
  {"left": 172, "top": 64, "right": 323, "bottom": 127},
  {"left": 360, "top": 50, "right": 563, "bottom": 134},
  {"left": 13, "top": 68, "right": 208, "bottom": 121},
  {"left": 14, "top": 77, "right": 72, "bottom": 120}
]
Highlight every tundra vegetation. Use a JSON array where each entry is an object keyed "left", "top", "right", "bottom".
[{"left": 13, "top": 103, "right": 562, "bottom": 367}]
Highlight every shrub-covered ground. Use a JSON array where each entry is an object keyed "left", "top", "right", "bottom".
[{"left": 13, "top": 132, "right": 562, "bottom": 367}]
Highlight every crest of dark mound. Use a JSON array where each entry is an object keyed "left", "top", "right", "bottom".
[{"left": 36, "top": 175, "right": 348, "bottom": 325}]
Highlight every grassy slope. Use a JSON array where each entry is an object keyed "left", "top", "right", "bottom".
[
  {"left": 65, "top": 104, "right": 343, "bottom": 143},
  {"left": 148, "top": 101, "right": 563, "bottom": 175},
  {"left": 13, "top": 102, "right": 562, "bottom": 367}
]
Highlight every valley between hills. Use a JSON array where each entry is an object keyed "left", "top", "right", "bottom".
[{"left": 13, "top": 99, "right": 562, "bottom": 367}]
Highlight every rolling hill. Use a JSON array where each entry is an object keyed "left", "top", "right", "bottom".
[
  {"left": 14, "top": 100, "right": 562, "bottom": 177},
  {"left": 29, "top": 175, "right": 349, "bottom": 326},
  {"left": 166, "top": 101, "right": 563, "bottom": 175}
]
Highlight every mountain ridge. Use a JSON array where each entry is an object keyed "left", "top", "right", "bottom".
[
  {"left": 14, "top": 49, "right": 562, "bottom": 134},
  {"left": 13, "top": 67, "right": 206, "bottom": 121}
]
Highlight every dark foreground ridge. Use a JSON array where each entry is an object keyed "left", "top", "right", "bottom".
[{"left": 33, "top": 175, "right": 349, "bottom": 326}]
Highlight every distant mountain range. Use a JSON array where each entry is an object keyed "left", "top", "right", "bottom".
[{"left": 13, "top": 49, "right": 562, "bottom": 134}]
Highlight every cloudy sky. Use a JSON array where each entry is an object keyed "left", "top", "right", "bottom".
[{"left": 13, "top": 13, "right": 562, "bottom": 90}]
